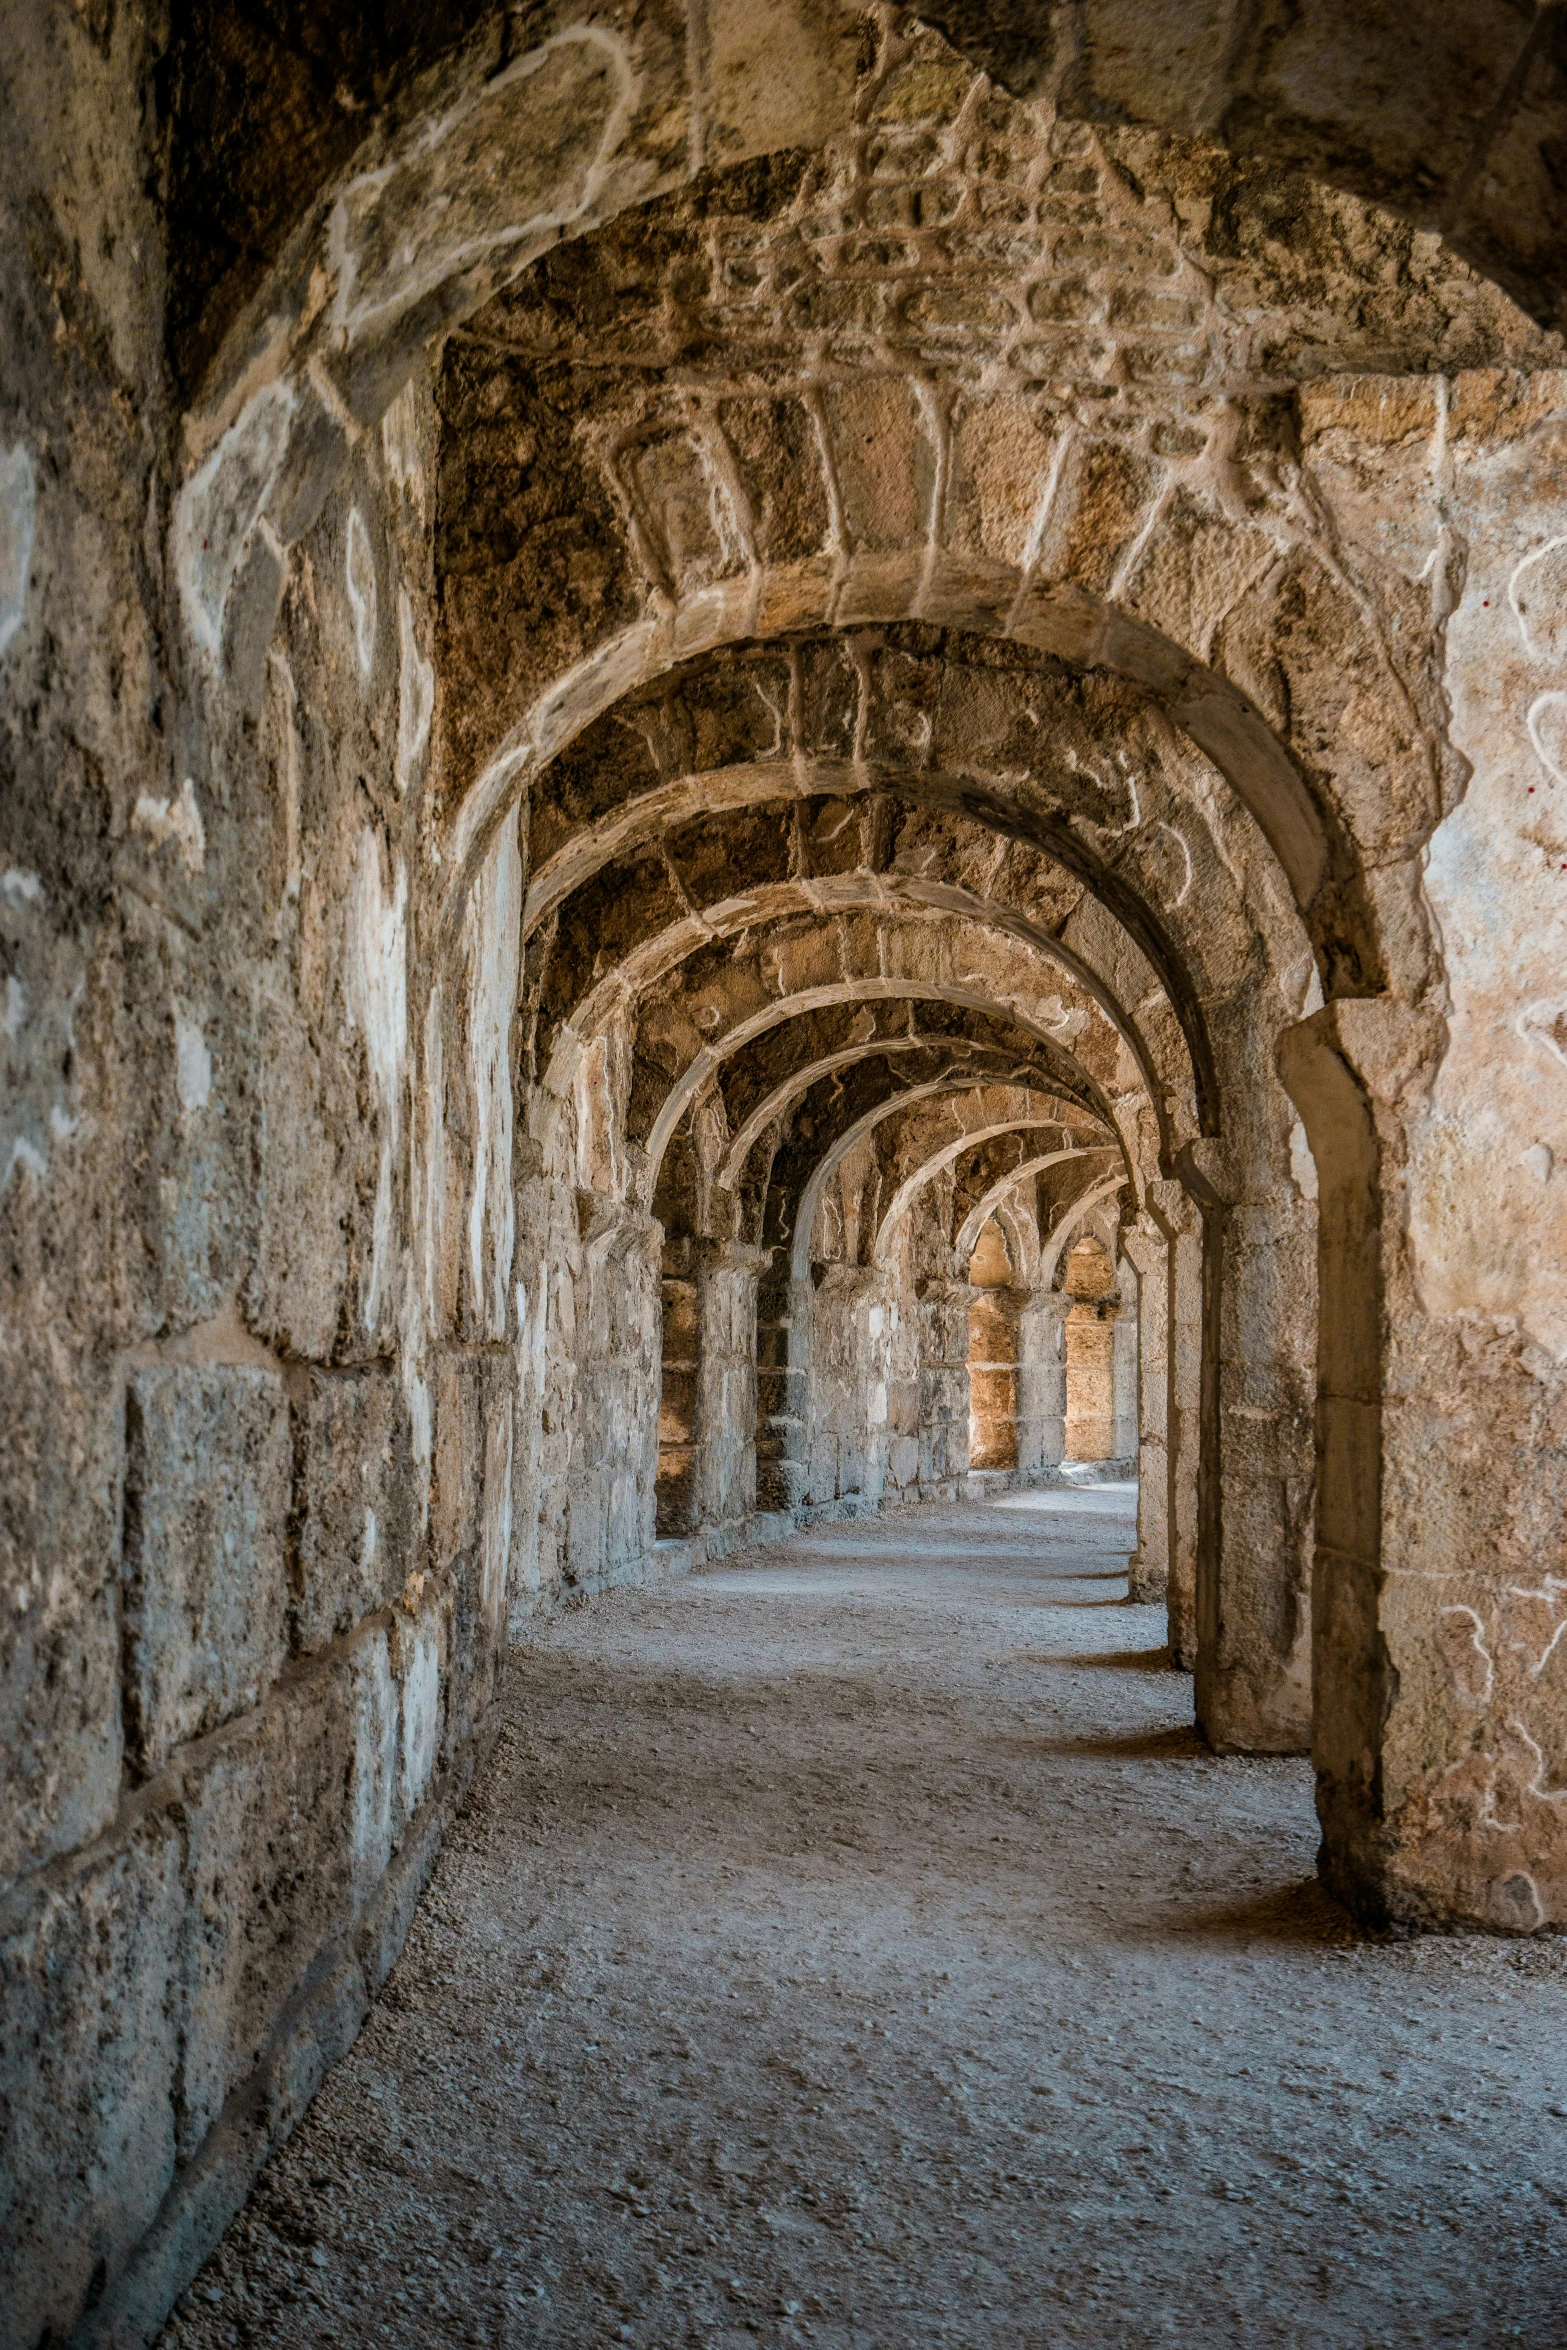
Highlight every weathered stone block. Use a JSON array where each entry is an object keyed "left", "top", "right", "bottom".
[
  {"left": 399, "top": 1612, "right": 444, "bottom": 1825},
  {"left": 947, "top": 393, "right": 1063, "bottom": 568},
  {"left": 244, "top": 1004, "right": 356, "bottom": 1360},
  {"left": 0, "top": 1817, "right": 184, "bottom": 2346},
  {"left": 887, "top": 1434, "right": 920, "bottom": 1490},
  {"left": 430, "top": 1351, "right": 485, "bottom": 1575},
  {"left": 175, "top": 1661, "right": 357, "bottom": 2159},
  {"left": 123, "top": 1365, "right": 290, "bottom": 1774},
  {"left": 349, "top": 1627, "right": 397, "bottom": 1911},
  {"left": 823, "top": 378, "right": 933, "bottom": 552},
  {"left": 969, "top": 1367, "right": 1016, "bottom": 1419},
  {"left": 294, "top": 1368, "right": 418, "bottom": 1652},
  {"left": 719, "top": 396, "right": 832, "bottom": 564},
  {"left": 919, "top": 1423, "right": 955, "bottom": 1484},
  {"left": 566, "top": 1472, "right": 608, "bottom": 1589}
]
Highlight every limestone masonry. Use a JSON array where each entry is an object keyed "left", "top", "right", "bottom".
[{"left": 6, "top": 3, "right": 1567, "bottom": 2340}]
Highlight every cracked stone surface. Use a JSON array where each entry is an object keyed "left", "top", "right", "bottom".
[{"left": 157, "top": 1492, "right": 1567, "bottom": 2350}]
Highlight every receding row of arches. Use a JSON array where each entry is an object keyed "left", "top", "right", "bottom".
[
  {"left": 483, "top": 610, "right": 1319, "bottom": 1783},
  {"left": 966, "top": 1218, "right": 1134, "bottom": 1480}
]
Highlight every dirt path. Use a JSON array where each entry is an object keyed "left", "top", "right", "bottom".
[{"left": 160, "top": 1492, "right": 1567, "bottom": 2349}]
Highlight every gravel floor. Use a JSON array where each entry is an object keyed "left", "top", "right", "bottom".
[{"left": 159, "top": 1490, "right": 1567, "bottom": 2349}]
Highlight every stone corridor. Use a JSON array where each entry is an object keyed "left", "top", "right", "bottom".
[
  {"left": 158, "top": 1496, "right": 1567, "bottom": 2350},
  {"left": 16, "top": 5, "right": 1567, "bottom": 2336}
]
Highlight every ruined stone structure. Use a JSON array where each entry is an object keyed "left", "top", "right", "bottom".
[{"left": 5, "top": 3, "right": 1567, "bottom": 2340}]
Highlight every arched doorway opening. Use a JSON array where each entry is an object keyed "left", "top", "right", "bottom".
[
  {"left": 1062, "top": 1235, "right": 1118, "bottom": 1470},
  {"left": 967, "top": 1216, "right": 1020, "bottom": 1477}
]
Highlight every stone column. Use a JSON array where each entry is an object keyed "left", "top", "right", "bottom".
[
  {"left": 916, "top": 1275, "right": 973, "bottom": 1499},
  {"left": 1175, "top": 1129, "right": 1315, "bottom": 1756},
  {"left": 693, "top": 1239, "right": 769, "bottom": 1535},
  {"left": 1015, "top": 1285, "right": 1068, "bottom": 1480},
  {"left": 1147, "top": 1179, "right": 1202, "bottom": 1671},
  {"left": 1110, "top": 1278, "right": 1139, "bottom": 1467},
  {"left": 881, "top": 1287, "right": 921, "bottom": 1502},
  {"left": 656, "top": 1238, "right": 700, "bottom": 1539},
  {"left": 1275, "top": 1000, "right": 1565, "bottom": 1931},
  {"left": 1122, "top": 1217, "right": 1170, "bottom": 1607},
  {"left": 754, "top": 1258, "right": 810, "bottom": 1516},
  {"left": 806, "top": 1261, "right": 887, "bottom": 1508}
]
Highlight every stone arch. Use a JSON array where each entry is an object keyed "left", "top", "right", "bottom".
[
  {"left": 494, "top": 588, "right": 1323, "bottom": 1759},
  {"left": 544, "top": 880, "right": 1158, "bottom": 1106},
  {"left": 529, "top": 831, "right": 1186, "bottom": 1155},
  {"left": 165, "top": 13, "right": 1470, "bottom": 1833},
  {"left": 873, "top": 1128, "right": 1120, "bottom": 1270},
  {"left": 635, "top": 972, "right": 1132, "bottom": 1216},
  {"left": 1040, "top": 1174, "right": 1128, "bottom": 1292},
  {"left": 750, "top": 1063, "right": 1116, "bottom": 1517},
  {"left": 445, "top": 563, "right": 1380, "bottom": 1000},
  {"left": 17, "top": 22, "right": 1567, "bottom": 2344},
  {"left": 790, "top": 1097, "right": 1115, "bottom": 1288},
  {"left": 986, "top": 1195, "right": 1039, "bottom": 1292},
  {"left": 717, "top": 1034, "right": 1011, "bottom": 1196},
  {"left": 168, "top": 1, "right": 1566, "bottom": 466},
  {"left": 500, "top": 595, "right": 1320, "bottom": 1758},
  {"left": 956, "top": 1150, "right": 1105, "bottom": 1269}
]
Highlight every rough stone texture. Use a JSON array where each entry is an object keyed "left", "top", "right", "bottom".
[
  {"left": 3, "top": 1821, "right": 186, "bottom": 2349},
  {"left": 293, "top": 1371, "right": 420, "bottom": 1655},
  {"left": 122, "top": 1366, "right": 291, "bottom": 1775},
  {"left": 9, "top": 1, "right": 1567, "bottom": 2337},
  {"left": 1061, "top": 1233, "right": 1117, "bottom": 1462},
  {"left": 926, "top": 0, "right": 1567, "bottom": 343}
]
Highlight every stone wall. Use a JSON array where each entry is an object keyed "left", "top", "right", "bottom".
[{"left": 0, "top": 116, "right": 539, "bottom": 2345}]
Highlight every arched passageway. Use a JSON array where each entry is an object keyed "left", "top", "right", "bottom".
[
  {"left": 966, "top": 1216, "right": 1020, "bottom": 1475},
  {"left": 1061, "top": 1232, "right": 1119, "bottom": 1468},
  {"left": 10, "top": 5, "right": 1567, "bottom": 2340}
]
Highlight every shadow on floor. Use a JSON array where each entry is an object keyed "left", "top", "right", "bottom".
[
  {"left": 1006, "top": 1722, "right": 1207, "bottom": 1761},
  {"left": 1030, "top": 1566, "right": 1134, "bottom": 1583},
  {"left": 1156, "top": 1873, "right": 1360, "bottom": 1949},
  {"left": 1029, "top": 1594, "right": 1131, "bottom": 1609},
  {"left": 1018, "top": 1645, "right": 1173, "bottom": 1671}
]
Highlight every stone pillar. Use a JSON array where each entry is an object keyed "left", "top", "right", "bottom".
[
  {"left": 585, "top": 1207, "right": 665, "bottom": 1580},
  {"left": 693, "top": 1240, "right": 768, "bottom": 1534},
  {"left": 881, "top": 1287, "right": 921, "bottom": 1502},
  {"left": 1122, "top": 1217, "right": 1169, "bottom": 1607},
  {"left": 1146, "top": 1179, "right": 1202, "bottom": 1670},
  {"left": 754, "top": 1258, "right": 810, "bottom": 1516},
  {"left": 806, "top": 1261, "right": 886, "bottom": 1507},
  {"left": 656, "top": 1240, "right": 700, "bottom": 1539},
  {"left": 1275, "top": 1000, "right": 1567, "bottom": 1931},
  {"left": 916, "top": 1276, "right": 972, "bottom": 1499},
  {"left": 1176, "top": 1131, "right": 1314, "bottom": 1756},
  {"left": 1110, "top": 1277, "right": 1139, "bottom": 1466},
  {"left": 1015, "top": 1286, "right": 1068, "bottom": 1479}
]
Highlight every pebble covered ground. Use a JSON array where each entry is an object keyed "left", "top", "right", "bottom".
[{"left": 159, "top": 1490, "right": 1567, "bottom": 2349}]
